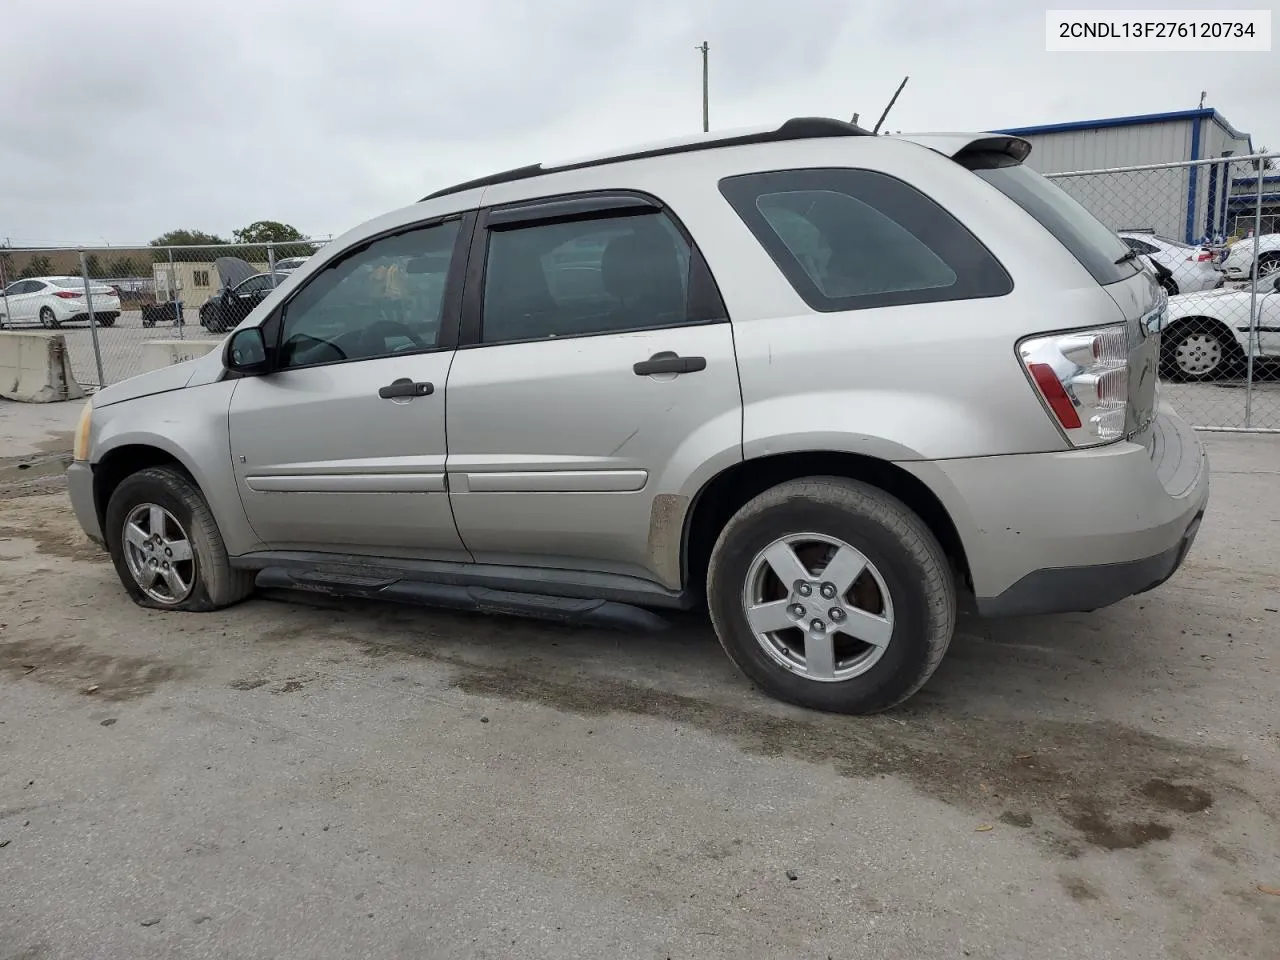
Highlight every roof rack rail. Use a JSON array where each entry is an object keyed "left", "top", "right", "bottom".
[{"left": 420, "top": 116, "right": 873, "bottom": 202}]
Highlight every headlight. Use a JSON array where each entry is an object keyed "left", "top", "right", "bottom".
[{"left": 73, "top": 400, "right": 94, "bottom": 462}]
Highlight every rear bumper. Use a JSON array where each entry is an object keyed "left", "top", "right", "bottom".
[
  {"left": 900, "top": 406, "right": 1209, "bottom": 617},
  {"left": 974, "top": 506, "right": 1203, "bottom": 617},
  {"left": 66, "top": 461, "right": 104, "bottom": 547}
]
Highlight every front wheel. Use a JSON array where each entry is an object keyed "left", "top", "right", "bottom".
[
  {"left": 706, "top": 477, "right": 956, "bottom": 715},
  {"left": 104, "top": 466, "right": 255, "bottom": 612},
  {"left": 1257, "top": 253, "right": 1280, "bottom": 281},
  {"left": 39, "top": 306, "right": 60, "bottom": 329}
]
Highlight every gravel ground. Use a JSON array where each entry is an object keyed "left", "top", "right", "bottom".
[{"left": 0, "top": 406, "right": 1278, "bottom": 959}]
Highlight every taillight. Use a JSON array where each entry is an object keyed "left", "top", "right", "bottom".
[
  {"left": 1018, "top": 324, "right": 1129, "bottom": 447},
  {"left": 1188, "top": 251, "right": 1213, "bottom": 262},
  {"left": 53, "top": 291, "right": 82, "bottom": 299}
]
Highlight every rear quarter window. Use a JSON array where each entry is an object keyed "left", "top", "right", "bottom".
[
  {"left": 966, "top": 154, "right": 1141, "bottom": 286},
  {"left": 719, "top": 167, "right": 1012, "bottom": 313}
]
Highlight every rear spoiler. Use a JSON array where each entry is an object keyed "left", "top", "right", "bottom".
[{"left": 893, "top": 133, "right": 1032, "bottom": 167}]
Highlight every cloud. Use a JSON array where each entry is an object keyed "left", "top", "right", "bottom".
[{"left": 2, "top": 0, "right": 1277, "bottom": 246}]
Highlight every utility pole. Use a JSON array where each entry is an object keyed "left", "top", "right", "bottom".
[{"left": 697, "top": 41, "right": 709, "bottom": 132}]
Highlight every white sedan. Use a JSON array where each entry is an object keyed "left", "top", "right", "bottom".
[
  {"left": 1161, "top": 273, "right": 1280, "bottom": 380},
  {"left": 1220, "top": 232, "right": 1280, "bottom": 282},
  {"left": 0, "top": 276, "right": 121, "bottom": 329},
  {"left": 1118, "top": 232, "right": 1222, "bottom": 294}
]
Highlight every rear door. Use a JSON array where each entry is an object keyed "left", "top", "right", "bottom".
[{"left": 443, "top": 191, "right": 742, "bottom": 588}]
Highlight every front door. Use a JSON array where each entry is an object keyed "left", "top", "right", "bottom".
[
  {"left": 445, "top": 194, "right": 742, "bottom": 588},
  {"left": 3, "top": 281, "right": 39, "bottom": 323},
  {"left": 227, "top": 214, "right": 473, "bottom": 559}
]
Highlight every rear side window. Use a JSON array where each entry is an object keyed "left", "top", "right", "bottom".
[
  {"left": 480, "top": 209, "right": 720, "bottom": 344},
  {"left": 719, "top": 168, "right": 1012, "bottom": 312},
  {"left": 967, "top": 155, "right": 1140, "bottom": 286}
]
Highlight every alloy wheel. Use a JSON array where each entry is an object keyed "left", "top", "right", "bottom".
[{"left": 741, "top": 533, "right": 894, "bottom": 682}]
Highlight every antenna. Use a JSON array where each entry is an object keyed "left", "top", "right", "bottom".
[{"left": 872, "top": 76, "right": 909, "bottom": 135}]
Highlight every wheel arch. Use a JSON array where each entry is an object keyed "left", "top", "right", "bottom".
[
  {"left": 92, "top": 443, "right": 199, "bottom": 536},
  {"left": 680, "top": 451, "right": 971, "bottom": 603},
  {"left": 1163, "top": 313, "right": 1246, "bottom": 352}
]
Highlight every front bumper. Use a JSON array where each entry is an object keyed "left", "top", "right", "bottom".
[{"left": 66, "top": 461, "right": 104, "bottom": 546}]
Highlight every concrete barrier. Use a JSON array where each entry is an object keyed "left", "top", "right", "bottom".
[
  {"left": 0, "top": 332, "right": 86, "bottom": 403},
  {"left": 139, "top": 339, "right": 223, "bottom": 374}
]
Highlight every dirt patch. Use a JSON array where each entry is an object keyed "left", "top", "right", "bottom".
[
  {"left": 0, "top": 433, "right": 74, "bottom": 501},
  {"left": 1141, "top": 778, "right": 1215, "bottom": 813},
  {"left": 1000, "top": 810, "right": 1033, "bottom": 828},
  {"left": 0, "top": 636, "right": 184, "bottom": 701},
  {"left": 1062, "top": 876, "right": 1101, "bottom": 902},
  {"left": 444, "top": 663, "right": 1235, "bottom": 856},
  {"left": 0, "top": 523, "right": 104, "bottom": 563},
  {"left": 0, "top": 492, "right": 105, "bottom": 563},
  {"left": 230, "top": 678, "right": 268, "bottom": 691}
]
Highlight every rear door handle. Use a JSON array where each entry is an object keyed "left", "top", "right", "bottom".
[
  {"left": 633, "top": 352, "right": 707, "bottom": 376},
  {"left": 378, "top": 378, "right": 435, "bottom": 399}
]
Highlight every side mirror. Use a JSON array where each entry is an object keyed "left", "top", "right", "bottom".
[{"left": 225, "top": 327, "right": 269, "bottom": 374}]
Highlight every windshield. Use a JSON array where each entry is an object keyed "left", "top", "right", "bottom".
[{"left": 968, "top": 156, "right": 1140, "bottom": 286}]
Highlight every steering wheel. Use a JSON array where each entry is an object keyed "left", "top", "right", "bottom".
[{"left": 361, "top": 317, "right": 431, "bottom": 354}]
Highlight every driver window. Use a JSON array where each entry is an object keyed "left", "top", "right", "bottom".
[{"left": 278, "top": 218, "right": 460, "bottom": 369}]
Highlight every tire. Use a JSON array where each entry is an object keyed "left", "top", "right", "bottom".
[
  {"left": 706, "top": 477, "right": 956, "bottom": 715},
  {"left": 1159, "top": 319, "right": 1240, "bottom": 382},
  {"left": 1160, "top": 276, "right": 1178, "bottom": 296},
  {"left": 104, "top": 466, "right": 255, "bottom": 612},
  {"left": 39, "top": 306, "right": 60, "bottom": 329},
  {"left": 1257, "top": 253, "right": 1280, "bottom": 280},
  {"left": 95, "top": 315, "right": 116, "bottom": 328}
]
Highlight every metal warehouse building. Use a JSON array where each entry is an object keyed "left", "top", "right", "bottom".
[{"left": 993, "top": 108, "right": 1258, "bottom": 243}]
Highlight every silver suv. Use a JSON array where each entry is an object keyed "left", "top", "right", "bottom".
[{"left": 66, "top": 118, "right": 1208, "bottom": 714}]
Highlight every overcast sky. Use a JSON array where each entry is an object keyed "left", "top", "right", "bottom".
[{"left": 3, "top": 0, "right": 1278, "bottom": 247}]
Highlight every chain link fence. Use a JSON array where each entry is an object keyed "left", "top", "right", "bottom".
[
  {"left": 1046, "top": 153, "right": 1280, "bottom": 432},
  {"left": 0, "top": 239, "right": 328, "bottom": 388}
]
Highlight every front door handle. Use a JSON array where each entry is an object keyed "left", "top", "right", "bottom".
[
  {"left": 633, "top": 352, "right": 707, "bottom": 376},
  {"left": 378, "top": 378, "right": 435, "bottom": 399}
]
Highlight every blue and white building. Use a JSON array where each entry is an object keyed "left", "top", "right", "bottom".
[{"left": 993, "top": 108, "right": 1265, "bottom": 243}]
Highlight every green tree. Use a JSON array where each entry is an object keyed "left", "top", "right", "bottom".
[
  {"left": 232, "top": 220, "right": 307, "bottom": 244},
  {"left": 19, "top": 255, "right": 53, "bottom": 279},
  {"left": 105, "top": 256, "right": 143, "bottom": 277},
  {"left": 0, "top": 245, "right": 14, "bottom": 285},
  {"left": 150, "top": 228, "right": 229, "bottom": 263},
  {"left": 84, "top": 253, "right": 103, "bottom": 278}
]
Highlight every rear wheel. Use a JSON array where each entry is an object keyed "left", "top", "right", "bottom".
[
  {"left": 94, "top": 314, "right": 116, "bottom": 328},
  {"left": 1160, "top": 320, "right": 1241, "bottom": 382},
  {"left": 39, "top": 306, "right": 60, "bottom": 329},
  {"left": 706, "top": 477, "right": 955, "bottom": 715},
  {"left": 105, "top": 466, "right": 255, "bottom": 612}
]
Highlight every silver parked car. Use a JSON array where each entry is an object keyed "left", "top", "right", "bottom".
[{"left": 65, "top": 118, "right": 1209, "bottom": 714}]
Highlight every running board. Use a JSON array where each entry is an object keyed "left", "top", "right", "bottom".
[{"left": 254, "top": 567, "right": 671, "bottom": 633}]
